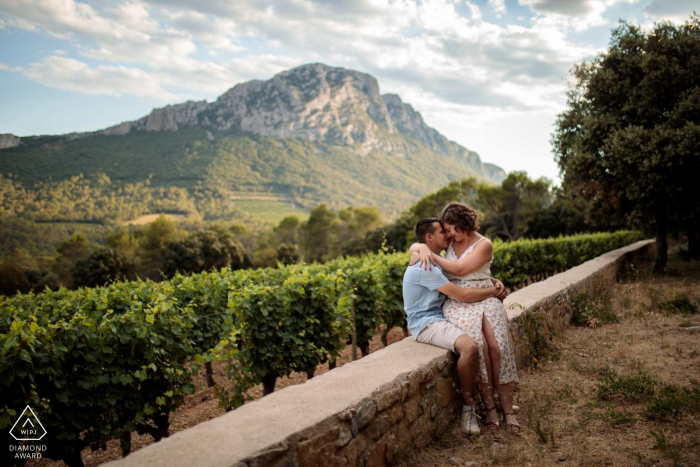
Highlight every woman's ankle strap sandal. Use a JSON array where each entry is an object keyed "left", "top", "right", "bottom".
[
  {"left": 504, "top": 412, "right": 521, "bottom": 433},
  {"left": 485, "top": 405, "right": 500, "bottom": 429}
]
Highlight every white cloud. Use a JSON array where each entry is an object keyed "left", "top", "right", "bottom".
[
  {"left": 0, "top": 61, "right": 23, "bottom": 72},
  {"left": 643, "top": 0, "right": 698, "bottom": 24},
  {"left": 519, "top": 0, "right": 640, "bottom": 30},
  {"left": 0, "top": 0, "right": 599, "bottom": 113},
  {"left": 20, "top": 55, "right": 178, "bottom": 101},
  {"left": 489, "top": 0, "right": 507, "bottom": 13}
]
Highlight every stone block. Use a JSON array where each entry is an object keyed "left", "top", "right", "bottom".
[
  {"left": 401, "top": 371, "right": 421, "bottom": 401},
  {"left": 386, "top": 405, "right": 403, "bottom": 426},
  {"left": 337, "top": 423, "right": 352, "bottom": 447},
  {"left": 383, "top": 434, "right": 398, "bottom": 465},
  {"left": 248, "top": 441, "right": 290, "bottom": 467},
  {"left": 366, "top": 415, "right": 388, "bottom": 440},
  {"left": 338, "top": 409, "right": 355, "bottom": 421},
  {"left": 436, "top": 378, "right": 456, "bottom": 408},
  {"left": 365, "top": 437, "right": 387, "bottom": 467},
  {"left": 298, "top": 428, "right": 338, "bottom": 467},
  {"left": 355, "top": 401, "right": 377, "bottom": 431},
  {"left": 375, "top": 387, "right": 401, "bottom": 411},
  {"left": 403, "top": 396, "right": 423, "bottom": 424},
  {"left": 442, "top": 361, "right": 454, "bottom": 377},
  {"left": 409, "top": 413, "right": 434, "bottom": 448},
  {"left": 340, "top": 435, "right": 367, "bottom": 467},
  {"left": 420, "top": 367, "right": 437, "bottom": 383}
]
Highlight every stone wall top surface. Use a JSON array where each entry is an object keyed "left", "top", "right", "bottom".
[
  {"left": 104, "top": 338, "right": 451, "bottom": 467},
  {"left": 503, "top": 239, "right": 654, "bottom": 320}
]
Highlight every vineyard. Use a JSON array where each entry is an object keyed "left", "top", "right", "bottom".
[{"left": 0, "top": 231, "right": 643, "bottom": 466}]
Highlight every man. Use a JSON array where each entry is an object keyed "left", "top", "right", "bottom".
[{"left": 402, "top": 217, "right": 506, "bottom": 435}]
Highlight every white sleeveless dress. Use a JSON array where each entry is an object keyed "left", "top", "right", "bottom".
[{"left": 441, "top": 237, "right": 519, "bottom": 384}]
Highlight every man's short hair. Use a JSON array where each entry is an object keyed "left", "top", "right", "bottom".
[{"left": 414, "top": 217, "right": 441, "bottom": 243}]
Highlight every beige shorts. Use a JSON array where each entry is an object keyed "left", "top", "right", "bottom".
[{"left": 416, "top": 320, "right": 467, "bottom": 353}]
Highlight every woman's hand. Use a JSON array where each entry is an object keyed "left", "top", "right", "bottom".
[
  {"left": 418, "top": 244, "right": 436, "bottom": 270},
  {"left": 492, "top": 278, "right": 507, "bottom": 301},
  {"left": 409, "top": 251, "right": 420, "bottom": 266}
]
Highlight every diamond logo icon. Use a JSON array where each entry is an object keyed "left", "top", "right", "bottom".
[{"left": 10, "top": 406, "right": 47, "bottom": 441}]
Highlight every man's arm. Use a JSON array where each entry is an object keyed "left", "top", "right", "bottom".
[{"left": 437, "top": 282, "right": 497, "bottom": 303}]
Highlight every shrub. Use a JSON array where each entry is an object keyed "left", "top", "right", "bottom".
[
  {"left": 597, "top": 370, "right": 658, "bottom": 401},
  {"left": 572, "top": 289, "right": 619, "bottom": 327}
]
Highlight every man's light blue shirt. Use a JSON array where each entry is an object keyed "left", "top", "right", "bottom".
[{"left": 402, "top": 262, "right": 449, "bottom": 339}]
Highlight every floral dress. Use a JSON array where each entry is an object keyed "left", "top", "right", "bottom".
[{"left": 441, "top": 238, "right": 519, "bottom": 384}]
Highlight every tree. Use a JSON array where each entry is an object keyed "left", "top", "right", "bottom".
[
  {"left": 553, "top": 16, "right": 700, "bottom": 271},
  {"left": 72, "top": 248, "right": 135, "bottom": 288},
  {"left": 56, "top": 233, "right": 91, "bottom": 263},
  {"left": 300, "top": 204, "right": 338, "bottom": 262},
  {"left": 477, "top": 172, "right": 552, "bottom": 240},
  {"left": 136, "top": 214, "right": 183, "bottom": 277},
  {"left": 277, "top": 243, "right": 300, "bottom": 265},
  {"left": 106, "top": 227, "right": 139, "bottom": 258},
  {"left": 52, "top": 233, "right": 91, "bottom": 288},
  {"left": 272, "top": 216, "right": 301, "bottom": 247},
  {"left": 163, "top": 230, "right": 247, "bottom": 277}
]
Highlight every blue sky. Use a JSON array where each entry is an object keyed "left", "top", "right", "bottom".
[{"left": 1, "top": 0, "right": 698, "bottom": 183}]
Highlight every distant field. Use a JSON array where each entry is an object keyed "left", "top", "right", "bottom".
[
  {"left": 123, "top": 213, "right": 188, "bottom": 226},
  {"left": 232, "top": 200, "right": 309, "bottom": 224}
]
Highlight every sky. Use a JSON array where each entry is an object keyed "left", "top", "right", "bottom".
[{"left": 0, "top": 0, "right": 698, "bottom": 183}]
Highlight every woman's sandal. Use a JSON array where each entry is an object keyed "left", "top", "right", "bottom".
[
  {"left": 504, "top": 412, "right": 521, "bottom": 433},
  {"left": 484, "top": 405, "right": 500, "bottom": 430}
]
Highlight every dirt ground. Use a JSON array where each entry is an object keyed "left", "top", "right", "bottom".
[
  {"left": 398, "top": 254, "right": 700, "bottom": 467},
  {"left": 29, "top": 322, "right": 409, "bottom": 466}
]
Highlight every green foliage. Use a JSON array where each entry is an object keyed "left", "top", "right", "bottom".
[
  {"left": 300, "top": 204, "right": 337, "bottom": 262},
  {"left": 571, "top": 289, "right": 619, "bottom": 327},
  {"left": 491, "top": 231, "right": 644, "bottom": 289},
  {"left": 72, "top": 248, "right": 135, "bottom": 288},
  {"left": 604, "top": 406, "right": 636, "bottom": 426},
  {"left": 0, "top": 280, "right": 196, "bottom": 465},
  {"left": 354, "top": 175, "right": 601, "bottom": 256},
  {"left": 597, "top": 370, "right": 658, "bottom": 401},
  {"left": 647, "top": 291, "right": 699, "bottom": 315},
  {"left": 162, "top": 230, "right": 247, "bottom": 278},
  {"left": 553, "top": 15, "right": 700, "bottom": 271},
  {"left": 650, "top": 429, "right": 682, "bottom": 467},
  {"left": 645, "top": 382, "right": 700, "bottom": 421},
  {"left": 277, "top": 243, "right": 300, "bottom": 265},
  {"left": 477, "top": 171, "right": 552, "bottom": 241},
  {"left": 219, "top": 268, "right": 351, "bottom": 408},
  {"left": 521, "top": 308, "right": 553, "bottom": 367}
]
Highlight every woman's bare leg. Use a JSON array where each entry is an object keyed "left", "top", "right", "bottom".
[
  {"left": 482, "top": 315, "right": 520, "bottom": 431},
  {"left": 477, "top": 333, "right": 499, "bottom": 427}
]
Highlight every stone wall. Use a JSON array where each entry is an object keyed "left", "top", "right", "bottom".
[{"left": 105, "top": 239, "right": 654, "bottom": 467}]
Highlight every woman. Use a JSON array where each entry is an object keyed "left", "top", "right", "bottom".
[{"left": 411, "top": 202, "right": 520, "bottom": 432}]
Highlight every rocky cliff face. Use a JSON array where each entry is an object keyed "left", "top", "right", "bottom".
[
  {"left": 0, "top": 134, "right": 21, "bottom": 149},
  {"left": 50, "top": 63, "right": 504, "bottom": 181}
]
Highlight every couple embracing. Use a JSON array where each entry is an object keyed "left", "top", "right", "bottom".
[{"left": 402, "top": 202, "right": 520, "bottom": 435}]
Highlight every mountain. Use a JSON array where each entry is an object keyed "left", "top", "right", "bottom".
[{"left": 0, "top": 63, "right": 505, "bottom": 219}]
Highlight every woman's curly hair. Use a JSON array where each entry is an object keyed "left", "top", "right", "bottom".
[{"left": 439, "top": 202, "right": 480, "bottom": 233}]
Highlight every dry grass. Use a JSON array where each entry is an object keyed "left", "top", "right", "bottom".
[{"left": 399, "top": 253, "right": 700, "bottom": 467}]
